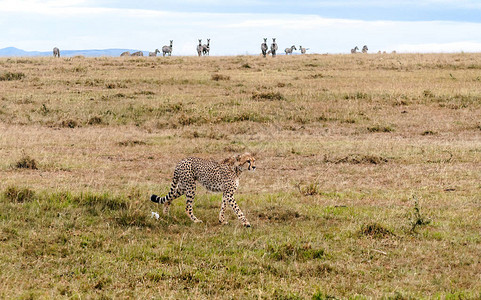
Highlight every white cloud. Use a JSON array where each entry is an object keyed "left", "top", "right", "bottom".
[{"left": 396, "top": 41, "right": 481, "bottom": 53}]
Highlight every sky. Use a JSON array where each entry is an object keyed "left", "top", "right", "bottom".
[{"left": 1, "top": 0, "right": 481, "bottom": 55}]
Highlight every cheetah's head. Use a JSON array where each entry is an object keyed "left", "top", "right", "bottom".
[{"left": 235, "top": 152, "right": 256, "bottom": 171}]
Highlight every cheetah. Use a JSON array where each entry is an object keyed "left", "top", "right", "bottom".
[{"left": 150, "top": 153, "right": 256, "bottom": 227}]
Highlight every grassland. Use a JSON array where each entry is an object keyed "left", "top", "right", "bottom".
[{"left": 0, "top": 53, "right": 480, "bottom": 299}]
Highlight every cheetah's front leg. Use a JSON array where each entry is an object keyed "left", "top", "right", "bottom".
[
  {"left": 219, "top": 196, "right": 228, "bottom": 225},
  {"left": 226, "top": 193, "right": 251, "bottom": 227}
]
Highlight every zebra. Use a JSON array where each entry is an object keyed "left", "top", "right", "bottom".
[
  {"left": 362, "top": 45, "right": 368, "bottom": 53},
  {"left": 149, "top": 49, "right": 160, "bottom": 57},
  {"left": 351, "top": 46, "right": 359, "bottom": 54},
  {"left": 197, "top": 39, "right": 203, "bottom": 57},
  {"left": 299, "top": 46, "right": 309, "bottom": 54},
  {"left": 53, "top": 47, "right": 60, "bottom": 58},
  {"left": 202, "top": 39, "right": 210, "bottom": 56},
  {"left": 261, "top": 38, "right": 268, "bottom": 57},
  {"left": 162, "top": 40, "right": 173, "bottom": 57},
  {"left": 285, "top": 45, "right": 297, "bottom": 55},
  {"left": 120, "top": 51, "right": 130, "bottom": 56},
  {"left": 131, "top": 51, "right": 143, "bottom": 56},
  {"left": 271, "top": 38, "right": 278, "bottom": 57}
]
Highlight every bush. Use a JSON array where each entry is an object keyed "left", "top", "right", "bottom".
[
  {"left": 15, "top": 154, "right": 38, "bottom": 170},
  {"left": 367, "top": 125, "right": 394, "bottom": 133},
  {"left": 3, "top": 186, "right": 36, "bottom": 203},
  {"left": 60, "top": 119, "right": 79, "bottom": 128},
  {"left": 0, "top": 72, "right": 25, "bottom": 81},
  {"left": 87, "top": 116, "right": 103, "bottom": 125},
  {"left": 252, "top": 91, "right": 284, "bottom": 101},
  {"left": 359, "top": 222, "right": 394, "bottom": 238},
  {"left": 211, "top": 74, "right": 230, "bottom": 81}
]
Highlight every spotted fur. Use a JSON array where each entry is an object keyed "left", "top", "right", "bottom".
[{"left": 151, "top": 153, "right": 256, "bottom": 227}]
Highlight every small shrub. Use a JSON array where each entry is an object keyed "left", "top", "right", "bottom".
[
  {"left": 257, "top": 206, "right": 303, "bottom": 222},
  {"left": 267, "top": 243, "right": 325, "bottom": 261},
  {"left": 94, "top": 277, "right": 112, "bottom": 290},
  {"left": 344, "top": 92, "right": 370, "bottom": 100},
  {"left": 299, "top": 182, "right": 321, "bottom": 196},
  {"left": 241, "top": 63, "right": 251, "bottom": 69},
  {"left": 60, "top": 119, "right": 79, "bottom": 128},
  {"left": 105, "top": 82, "right": 127, "bottom": 89},
  {"left": 15, "top": 154, "right": 38, "bottom": 169},
  {"left": 423, "top": 90, "right": 434, "bottom": 98},
  {"left": 3, "top": 186, "right": 35, "bottom": 203},
  {"left": 410, "top": 196, "right": 431, "bottom": 233},
  {"left": 252, "top": 91, "right": 284, "bottom": 101},
  {"left": 87, "top": 116, "right": 103, "bottom": 125},
  {"left": 135, "top": 90, "right": 155, "bottom": 95},
  {"left": 367, "top": 125, "right": 394, "bottom": 133},
  {"left": 211, "top": 74, "right": 230, "bottom": 81},
  {"left": 117, "top": 139, "right": 146, "bottom": 146},
  {"left": 308, "top": 73, "right": 325, "bottom": 79},
  {"left": 359, "top": 222, "right": 394, "bottom": 238},
  {"left": 324, "top": 154, "right": 388, "bottom": 165},
  {"left": 0, "top": 72, "right": 25, "bottom": 81},
  {"left": 421, "top": 130, "right": 437, "bottom": 136}
]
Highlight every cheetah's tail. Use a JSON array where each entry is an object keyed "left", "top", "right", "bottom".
[
  {"left": 150, "top": 194, "right": 163, "bottom": 203},
  {"left": 151, "top": 178, "right": 179, "bottom": 204}
]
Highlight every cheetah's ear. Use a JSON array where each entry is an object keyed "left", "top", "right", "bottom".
[{"left": 233, "top": 154, "right": 242, "bottom": 166}]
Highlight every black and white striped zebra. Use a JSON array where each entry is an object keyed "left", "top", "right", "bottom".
[
  {"left": 351, "top": 46, "right": 359, "bottom": 54},
  {"left": 162, "top": 40, "right": 173, "bottom": 57},
  {"left": 261, "top": 38, "right": 268, "bottom": 57},
  {"left": 53, "top": 47, "right": 60, "bottom": 58},
  {"left": 271, "top": 38, "right": 278, "bottom": 57},
  {"left": 285, "top": 45, "right": 296, "bottom": 55},
  {"left": 197, "top": 39, "right": 203, "bottom": 57},
  {"left": 362, "top": 45, "right": 368, "bottom": 53},
  {"left": 131, "top": 51, "right": 143, "bottom": 56},
  {"left": 149, "top": 49, "right": 160, "bottom": 57},
  {"left": 202, "top": 39, "right": 210, "bottom": 56},
  {"left": 299, "top": 46, "right": 309, "bottom": 54}
]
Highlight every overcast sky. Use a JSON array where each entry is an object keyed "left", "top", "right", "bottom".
[{"left": 1, "top": 0, "right": 481, "bottom": 55}]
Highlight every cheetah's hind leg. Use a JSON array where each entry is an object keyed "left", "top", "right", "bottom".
[{"left": 185, "top": 185, "right": 203, "bottom": 223}]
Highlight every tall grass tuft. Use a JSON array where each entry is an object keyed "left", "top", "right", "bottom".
[
  {"left": 252, "top": 91, "right": 284, "bottom": 101},
  {"left": 410, "top": 196, "right": 431, "bottom": 233},
  {"left": 359, "top": 222, "right": 394, "bottom": 238},
  {"left": 73, "top": 192, "right": 128, "bottom": 211},
  {"left": 0, "top": 72, "right": 25, "bottom": 81},
  {"left": 15, "top": 153, "right": 38, "bottom": 170},
  {"left": 3, "top": 186, "right": 36, "bottom": 203}
]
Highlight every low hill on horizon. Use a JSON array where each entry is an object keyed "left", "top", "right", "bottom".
[{"left": 0, "top": 47, "right": 146, "bottom": 57}]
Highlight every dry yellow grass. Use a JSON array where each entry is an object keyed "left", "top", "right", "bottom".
[{"left": 0, "top": 53, "right": 480, "bottom": 298}]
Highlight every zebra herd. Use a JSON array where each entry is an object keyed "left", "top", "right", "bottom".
[
  {"left": 52, "top": 41, "right": 372, "bottom": 57},
  {"left": 261, "top": 38, "right": 310, "bottom": 57},
  {"left": 351, "top": 45, "right": 369, "bottom": 54},
  {"left": 197, "top": 39, "right": 210, "bottom": 56},
  {"left": 118, "top": 40, "right": 174, "bottom": 57}
]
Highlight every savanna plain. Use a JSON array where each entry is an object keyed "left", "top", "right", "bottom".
[{"left": 0, "top": 53, "right": 480, "bottom": 299}]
